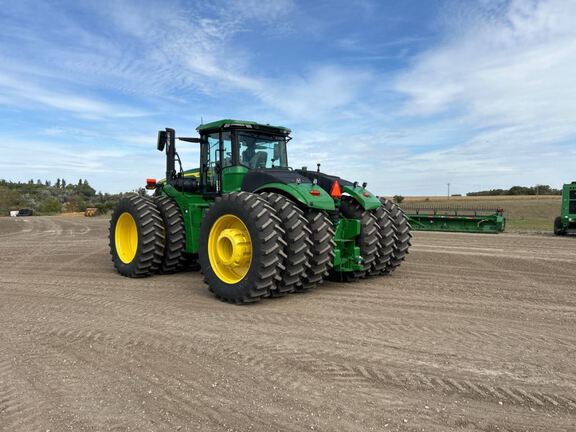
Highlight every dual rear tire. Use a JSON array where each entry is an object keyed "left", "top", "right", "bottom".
[
  {"left": 109, "top": 195, "right": 186, "bottom": 278},
  {"left": 109, "top": 195, "right": 164, "bottom": 278}
]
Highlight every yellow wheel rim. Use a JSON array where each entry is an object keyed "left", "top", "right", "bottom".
[
  {"left": 208, "top": 214, "right": 252, "bottom": 284},
  {"left": 115, "top": 212, "right": 138, "bottom": 264}
]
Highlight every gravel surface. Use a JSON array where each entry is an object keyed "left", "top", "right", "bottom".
[{"left": 0, "top": 216, "right": 575, "bottom": 431}]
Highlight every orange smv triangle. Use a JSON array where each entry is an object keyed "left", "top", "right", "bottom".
[{"left": 330, "top": 180, "right": 342, "bottom": 198}]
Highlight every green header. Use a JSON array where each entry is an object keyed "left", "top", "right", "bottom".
[{"left": 196, "top": 119, "right": 291, "bottom": 134}]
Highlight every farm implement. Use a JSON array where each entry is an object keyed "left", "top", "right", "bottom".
[
  {"left": 108, "top": 119, "right": 412, "bottom": 303},
  {"left": 554, "top": 182, "right": 576, "bottom": 235},
  {"left": 402, "top": 204, "right": 505, "bottom": 234}
]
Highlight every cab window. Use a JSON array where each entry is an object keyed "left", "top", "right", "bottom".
[{"left": 238, "top": 134, "right": 287, "bottom": 169}]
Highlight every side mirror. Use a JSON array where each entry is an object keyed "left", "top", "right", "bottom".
[{"left": 157, "top": 130, "right": 167, "bottom": 151}]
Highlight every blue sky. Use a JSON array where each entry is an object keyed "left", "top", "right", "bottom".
[{"left": 1, "top": 0, "right": 575, "bottom": 195}]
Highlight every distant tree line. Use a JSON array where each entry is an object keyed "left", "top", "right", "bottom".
[
  {"left": 467, "top": 185, "right": 562, "bottom": 196},
  {"left": 0, "top": 178, "right": 144, "bottom": 215}
]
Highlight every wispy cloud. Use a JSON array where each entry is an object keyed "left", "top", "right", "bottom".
[
  {"left": 93, "top": 0, "right": 372, "bottom": 121},
  {"left": 0, "top": 0, "right": 383, "bottom": 124},
  {"left": 0, "top": 72, "right": 149, "bottom": 119},
  {"left": 395, "top": 0, "right": 576, "bottom": 132},
  {"left": 386, "top": 0, "right": 576, "bottom": 193}
]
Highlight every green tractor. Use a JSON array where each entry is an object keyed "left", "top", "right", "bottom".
[
  {"left": 554, "top": 182, "right": 576, "bottom": 236},
  {"left": 109, "top": 119, "right": 411, "bottom": 303}
]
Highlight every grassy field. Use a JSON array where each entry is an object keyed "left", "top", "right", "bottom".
[{"left": 395, "top": 195, "right": 561, "bottom": 233}]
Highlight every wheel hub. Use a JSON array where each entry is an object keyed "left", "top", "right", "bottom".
[
  {"left": 216, "top": 228, "right": 251, "bottom": 267},
  {"left": 208, "top": 214, "right": 253, "bottom": 284}
]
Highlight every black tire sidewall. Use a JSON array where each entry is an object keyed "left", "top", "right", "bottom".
[
  {"left": 554, "top": 216, "right": 564, "bottom": 235},
  {"left": 153, "top": 195, "right": 186, "bottom": 272}
]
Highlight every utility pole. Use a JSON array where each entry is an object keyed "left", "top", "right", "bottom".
[{"left": 447, "top": 182, "right": 451, "bottom": 199}]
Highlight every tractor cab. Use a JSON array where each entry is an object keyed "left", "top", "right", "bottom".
[
  {"left": 196, "top": 119, "right": 291, "bottom": 195},
  {"left": 156, "top": 119, "right": 293, "bottom": 196}
]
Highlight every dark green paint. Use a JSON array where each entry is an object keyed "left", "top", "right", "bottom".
[
  {"left": 558, "top": 182, "right": 576, "bottom": 232},
  {"left": 332, "top": 218, "right": 364, "bottom": 272},
  {"left": 196, "top": 119, "right": 291, "bottom": 134},
  {"left": 162, "top": 183, "right": 211, "bottom": 253},
  {"left": 406, "top": 210, "right": 505, "bottom": 234},
  {"left": 254, "top": 182, "right": 335, "bottom": 211},
  {"left": 342, "top": 185, "right": 380, "bottom": 210},
  {"left": 222, "top": 165, "right": 249, "bottom": 193}
]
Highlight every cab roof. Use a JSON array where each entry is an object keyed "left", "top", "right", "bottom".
[{"left": 196, "top": 119, "right": 291, "bottom": 134}]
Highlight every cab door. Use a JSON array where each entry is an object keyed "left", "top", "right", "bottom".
[{"left": 201, "top": 131, "right": 232, "bottom": 195}]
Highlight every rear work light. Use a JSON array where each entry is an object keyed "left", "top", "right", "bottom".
[
  {"left": 146, "top": 178, "right": 157, "bottom": 190},
  {"left": 310, "top": 189, "right": 321, "bottom": 196}
]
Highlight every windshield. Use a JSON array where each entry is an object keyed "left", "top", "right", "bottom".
[{"left": 238, "top": 133, "right": 288, "bottom": 169}]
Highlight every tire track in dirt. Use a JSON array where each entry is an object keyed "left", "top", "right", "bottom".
[
  {"left": 9, "top": 323, "right": 377, "bottom": 432},
  {"left": 16, "top": 321, "right": 576, "bottom": 414},
  {"left": 337, "top": 363, "right": 576, "bottom": 411},
  {"left": 2, "top": 282, "right": 575, "bottom": 380},
  {"left": 4, "top": 287, "right": 574, "bottom": 372},
  {"left": 0, "top": 345, "right": 54, "bottom": 431},
  {"left": 2, "top": 217, "right": 576, "bottom": 431}
]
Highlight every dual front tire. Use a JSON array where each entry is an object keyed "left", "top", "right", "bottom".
[
  {"left": 331, "top": 197, "right": 412, "bottom": 281},
  {"left": 376, "top": 198, "right": 412, "bottom": 275}
]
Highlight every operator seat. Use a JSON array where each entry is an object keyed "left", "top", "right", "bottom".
[{"left": 250, "top": 151, "right": 268, "bottom": 169}]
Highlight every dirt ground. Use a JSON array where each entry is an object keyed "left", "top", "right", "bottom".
[{"left": 0, "top": 216, "right": 575, "bottom": 432}]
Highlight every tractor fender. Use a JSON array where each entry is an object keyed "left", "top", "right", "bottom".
[
  {"left": 254, "top": 182, "right": 335, "bottom": 211},
  {"left": 294, "top": 169, "right": 380, "bottom": 211},
  {"left": 342, "top": 185, "right": 381, "bottom": 211}
]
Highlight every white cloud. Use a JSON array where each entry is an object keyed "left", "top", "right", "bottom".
[
  {"left": 395, "top": 0, "right": 576, "bottom": 129},
  {"left": 0, "top": 72, "right": 149, "bottom": 119},
  {"left": 387, "top": 0, "right": 576, "bottom": 193},
  {"left": 91, "top": 0, "right": 376, "bottom": 123},
  {"left": 0, "top": 138, "right": 125, "bottom": 173},
  {"left": 258, "top": 65, "right": 374, "bottom": 119}
]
